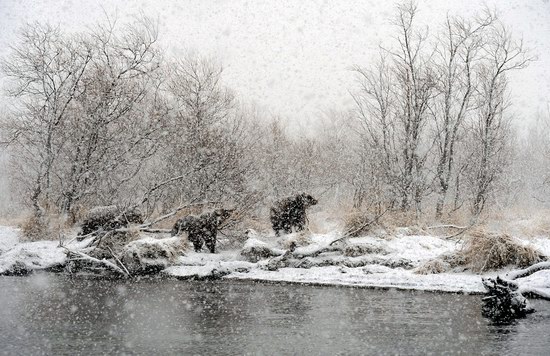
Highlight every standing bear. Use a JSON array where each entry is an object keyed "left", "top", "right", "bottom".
[
  {"left": 270, "top": 193, "right": 318, "bottom": 236},
  {"left": 171, "top": 209, "right": 233, "bottom": 253}
]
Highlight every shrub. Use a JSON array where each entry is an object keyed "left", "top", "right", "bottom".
[
  {"left": 343, "top": 210, "right": 378, "bottom": 237},
  {"left": 458, "top": 230, "right": 546, "bottom": 272},
  {"left": 415, "top": 258, "right": 450, "bottom": 275},
  {"left": 21, "top": 213, "right": 50, "bottom": 241}
]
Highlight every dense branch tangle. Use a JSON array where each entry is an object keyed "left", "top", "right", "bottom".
[{"left": 1, "top": 17, "right": 164, "bottom": 221}]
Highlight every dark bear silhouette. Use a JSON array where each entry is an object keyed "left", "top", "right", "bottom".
[
  {"left": 171, "top": 209, "right": 233, "bottom": 253},
  {"left": 270, "top": 193, "right": 318, "bottom": 236},
  {"left": 78, "top": 205, "right": 143, "bottom": 238}
]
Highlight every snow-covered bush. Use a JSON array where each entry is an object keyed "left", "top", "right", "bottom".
[
  {"left": 89, "top": 229, "right": 141, "bottom": 260},
  {"left": 414, "top": 253, "right": 467, "bottom": 275},
  {"left": 278, "top": 232, "right": 312, "bottom": 250},
  {"left": 414, "top": 258, "right": 451, "bottom": 275},
  {"left": 120, "top": 236, "right": 185, "bottom": 275},
  {"left": 240, "top": 238, "right": 283, "bottom": 262}
]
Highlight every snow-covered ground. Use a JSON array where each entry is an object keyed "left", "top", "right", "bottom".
[
  {"left": 0, "top": 226, "right": 90, "bottom": 275},
  {"left": 1, "top": 225, "right": 549, "bottom": 296},
  {"left": 164, "top": 233, "right": 487, "bottom": 293}
]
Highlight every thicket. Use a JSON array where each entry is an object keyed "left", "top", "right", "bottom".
[{"left": 1, "top": 4, "right": 547, "bottom": 239}]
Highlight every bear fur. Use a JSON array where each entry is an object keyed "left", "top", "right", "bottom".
[
  {"left": 171, "top": 209, "right": 233, "bottom": 253},
  {"left": 270, "top": 193, "right": 318, "bottom": 236},
  {"left": 78, "top": 205, "right": 143, "bottom": 238}
]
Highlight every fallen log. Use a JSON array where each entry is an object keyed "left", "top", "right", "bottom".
[
  {"left": 64, "top": 247, "right": 129, "bottom": 277},
  {"left": 482, "top": 261, "right": 550, "bottom": 321},
  {"left": 506, "top": 261, "right": 550, "bottom": 280},
  {"left": 481, "top": 276, "right": 534, "bottom": 321}
]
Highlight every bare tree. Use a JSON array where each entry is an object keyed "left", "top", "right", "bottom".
[
  {"left": 351, "top": 2, "right": 532, "bottom": 220},
  {"left": 1, "top": 17, "right": 164, "bottom": 222},
  {"left": 57, "top": 16, "right": 163, "bottom": 218},
  {"left": 353, "top": 2, "right": 436, "bottom": 214},
  {"left": 1, "top": 24, "right": 93, "bottom": 218},
  {"left": 431, "top": 11, "right": 496, "bottom": 218},
  {"left": 151, "top": 54, "right": 252, "bottom": 213},
  {"left": 468, "top": 22, "right": 532, "bottom": 216}
]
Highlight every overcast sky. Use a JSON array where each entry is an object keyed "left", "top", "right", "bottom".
[{"left": 1, "top": 0, "right": 550, "bottom": 127}]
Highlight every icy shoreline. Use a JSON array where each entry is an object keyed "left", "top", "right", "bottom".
[{"left": 1, "top": 225, "right": 549, "bottom": 296}]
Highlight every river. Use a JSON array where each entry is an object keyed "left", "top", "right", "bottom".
[{"left": 0, "top": 274, "right": 549, "bottom": 355}]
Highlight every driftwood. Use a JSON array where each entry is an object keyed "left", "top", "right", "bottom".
[
  {"left": 481, "top": 276, "right": 534, "bottom": 321},
  {"left": 293, "top": 245, "right": 341, "bottom": 259},
  {"left": 65, "top": 201, "right": 219, "bottom": 277},
  {"left": 506, "top": 261, "right": 550, "bottom": 281},
  {"left": 139, "top": 228, "right": 172, "bottom": 234},
  {"left": 107, "top": 246, "right": 131, "bottom": 277},
  {"left": 505, "top": 261, "right": 550, "bottom": 301},
  {"left": 64, "top": 247, "right": 129, "bottom": 277},
  {"left": 482, "top": 261, "right": 550, "bottom": 321}
]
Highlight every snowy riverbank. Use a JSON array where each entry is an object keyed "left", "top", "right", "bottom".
[{"left": 1, "top": 225, "right": 549, "bottom": 296}]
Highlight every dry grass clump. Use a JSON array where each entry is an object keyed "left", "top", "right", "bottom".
[
  {"left": 458, "top": 230, "right": 546, "bottom": 272},
  {"left": 382, "top": 211, "right": 418, "bottom": 230},
  {"left": 415, "top": 258, "right": 449, "bottom": 275},
  {"left": 343, "top": 210, "right": 379, "bottom": 237},
  {"left": 342, "top": 209, "right": 435, "bottom": 238},
  {"left": 21, "top": 211, "right": 89, "bottom": 242},
  {"left": 500, "top": 210, "right": 550, "bottom": 238},
  {"left": 414, "top": 258, "right": 451, "bottom": 275},
  {"left": 0, "top": 216, "right": 26, "bottom": 227},
  {"left": 371, "top": 210, "right": 431, "bottom": 236},
  {"left": 21, "top": 213, "right": 52, "bottom": 241},
  {"left": 240, "top": 239, "right": 283, "bottom": 262}
]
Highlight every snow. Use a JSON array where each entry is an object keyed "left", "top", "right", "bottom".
[
  {"left": 0, "top": 225, "right": 19, "bottom": 253},
  {"left": 229, "top": 267, "right": 485, "bottom": 293},
  {"left": 532, "top": 237, "right": 550, "bottom": 257},
  {"left": 161, "top": 232, "right": 483, "bottom": 293},
  {"left": 0, "top": 240, "right": 66, "bottom": 274},
  {"left": 0, "top": 225, "right": 549, "bottom": 297},
  {"left": 1, "top": 0, "right": 549, "bottom": 127},
  {"left": 0, "top": 226, "right": 88, "bottom": 275},
  {"left": 517, "top": 270, "right": 550, "bottom": 290}
]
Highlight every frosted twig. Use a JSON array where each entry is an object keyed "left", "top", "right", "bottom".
[
  {"left": 107, "top": 246, "right": 131, "bottom": 277},
  {"left": 64, "top": 247, "right": 129, "bottom": 277}
]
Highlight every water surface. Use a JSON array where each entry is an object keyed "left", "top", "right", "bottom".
[{"left": 0, "top": 274, "right": 549, "bottom": 355}]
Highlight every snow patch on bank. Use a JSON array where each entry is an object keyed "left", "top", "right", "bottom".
[
  {"left": 0, "top": 226, "right": 87, "bottom": 275},
  {"left": 0, "top": 240, "right": 66, "bottom": 274},
  {"left": 0, "top": 225, "right": 548, "bottom": 296},
  {"left": 0, "top": 225, "right": 20, "bottom": 253},
  {"left": 228, "top": 267, "right": 485, "bottom": 293}
]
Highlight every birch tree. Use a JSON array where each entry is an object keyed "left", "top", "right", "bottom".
[
  {"left": 353, "top": 2, "right": 436, "bottom": 213},
  {"left": 431, "top": 11, "right": 496, "bottom": 218},
  {"left": 468, "top": 23, "right": 532, "bottom": 216}
]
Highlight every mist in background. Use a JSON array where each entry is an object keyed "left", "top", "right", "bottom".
[{"left": 1, "top": 0, "right": 550, "bottom": 217}]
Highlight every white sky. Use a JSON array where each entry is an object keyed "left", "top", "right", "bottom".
[{"left": 0, "top": 0, "right": 549, "bottom": 127}]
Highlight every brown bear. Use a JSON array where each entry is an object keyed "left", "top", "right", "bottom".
[
  {"left": 270, "top": 193, "right": 317, "bottom": 236},
  {"left": 171, "top": 209, "right": 233, "bottom": 253}
]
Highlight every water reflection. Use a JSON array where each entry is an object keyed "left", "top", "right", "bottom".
[{"left": 0, "top": 274, "right": 549, "bottom": 355}]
